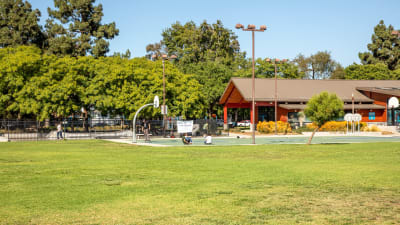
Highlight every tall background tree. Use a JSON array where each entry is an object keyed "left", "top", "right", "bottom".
[
  {"left": 0, "top": 0, "right": 45, "bottom": 48},
  {"left": 293, "top": 51, "right": 341, "bottom": 79},
  {"left": 152, "top": 20, "right": 242, "bottom": 117},
  {"left": 45, "top": 0, "right": 119, "bottom": 57},
  {"left": 359, "top": 20, "right": 400, "bottom": 71},
  {"left": 330, "top": 63, "right": 345, "bottom": 79},
  {"left": 161, "top": 20, "right": 241, "bottom": 70}
]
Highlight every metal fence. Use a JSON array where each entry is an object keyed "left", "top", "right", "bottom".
[{"left": 0, "top": 119, "right": 224, "bottom": 141}]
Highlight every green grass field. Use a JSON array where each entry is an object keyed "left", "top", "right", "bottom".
[{"left": 0, "top": 140, "right": 399, "bottom": 224}]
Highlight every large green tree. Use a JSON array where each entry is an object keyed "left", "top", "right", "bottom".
[
  {"left": 156, "top": 20, "right": 242, "bottom": 116},
  {"left": 254, "top": 58, "right": 305, "bottom": 79},
  {"left": 129, "top": 58, "right": 205, "bottom": 119},
  {"left": 84, "top": 56, "right": 138, "bottom": 119},
  {"left": 330, "top": 63, "right": 346, "bottom": 79},
  {"left": 359, "top": 20, "right": 400, "bottom": 70},
  {"left": 45, "top": 0, "right": 119, "bottom": 57},
  {"left": 18, "top": 55, "right": 91, "bottom": 120},
  {"left": 0, "top": 46, "right": 42, "bottom": 118},
  {"left": 344, "top": 63, "right": 400, "bottom": 80},
  {"left": 304, "top": 92, "right": 344, "bottom": 145},
  {"left": 0, "top": 0, "right": 45, "bottom": 48},
  {"left": 3, "top": 46, "right": 205, "bottom": 120},
  {"left": 184, "top": 60, "right": 231, "bottom": 116},
  {"left": 161, "top": 20, "right": 241, "bottom": 71},
  {"left": 294, "top": 51, "right": 339, "bottom": 79}
]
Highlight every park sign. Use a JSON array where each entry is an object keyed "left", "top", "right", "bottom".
[
  {"left": 177, "top": 120, "right": 193, "bottom": 133},
  {"left": 161, "top": 105, "right": 168, "bottom": 115}
]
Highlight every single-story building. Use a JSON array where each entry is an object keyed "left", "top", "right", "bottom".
[{"left": 219, "top": 78, "right": 400, "bottom": 128}]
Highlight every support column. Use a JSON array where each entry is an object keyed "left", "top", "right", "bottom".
[
  {"left": 250, "top": 106, "right": 254, "bottom": 131},
  {"left": 224, "top": 104, "right": 228, "bottom": 130},
  {"left": 255, "top": 106, "right": 259, "bottom": 125}
]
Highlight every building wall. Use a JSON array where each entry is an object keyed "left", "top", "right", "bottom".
[
  {"left": 225, "top": 92, "right": 393, "bottom": 124},
  {"left": 371, "top": 92, "right": 388, "bottom": 122},
  {"left": 358, "top": 109, "right": 385, "bottom": 123}
]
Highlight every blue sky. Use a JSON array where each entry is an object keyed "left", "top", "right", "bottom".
[{"left": 30, "top": 0, "right": 400, "bottom": 66}]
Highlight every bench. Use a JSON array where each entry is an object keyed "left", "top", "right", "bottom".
[{"left": 136, "top": 133, "right": 152, "bottom": 140}]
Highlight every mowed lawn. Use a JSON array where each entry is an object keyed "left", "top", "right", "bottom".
[{"left": 0, "top": 140, "right": 399, "bottom": 224}]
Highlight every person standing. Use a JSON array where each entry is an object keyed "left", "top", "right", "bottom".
[
  {"left": 57, "top": 123, "right": 63, "bottom": 140},
  {"left": 143, "top": 119, "right": 151, "bottom": 142}
]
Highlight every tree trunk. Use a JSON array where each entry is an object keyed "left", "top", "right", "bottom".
[
  {"left": 71, "top": 113, "right": 75, "bottom": 132},
  {"left": 208, "top": 102, "right": 215, "bottom": 119},
  {"left": 307, "top": 127, "right": 319, "bottom": 145}
]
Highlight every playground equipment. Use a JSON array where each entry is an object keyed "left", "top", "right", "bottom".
[{"left": 132, "top": 96, "right": 159, "bottom": 143}]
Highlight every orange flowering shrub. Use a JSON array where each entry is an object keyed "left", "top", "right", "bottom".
[
  {"left": 306, "top": 121, "right": 367, "bottom": 131},
  {"left": 361, "top": 125, "right": 380, "bottom": 132},
  {"left": 257, "top": 121, "right": 292, "bottom": 133}
]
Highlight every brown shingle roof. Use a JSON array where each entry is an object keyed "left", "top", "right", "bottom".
[
  {"left": 356, "top": 87, "right": 400, "bottom": 97},
  {"left": 219, "top": 78, "right": 400, "bottom": 104}
]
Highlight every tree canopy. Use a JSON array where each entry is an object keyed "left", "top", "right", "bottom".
[
  {"left": 0, "top": 46, "right": 42, "bottom": 118},
  {"left": 161, "top": 20, "right": 241, "bottom": 70},
  {"left": 344, "top": 63, "right": 400, "bottom": 80},
  {"left": 294, "top": 51, "right": 340, "bottom": 79},
  {"left": 0, "top": 0, "right": 45, "bottom": 48},
  {"left": 359, "top": 20, "right": 400, "bottom": 70},
  {"left": 45, "top": 0, "right": 119, "bottom": 57},
  {"left": 0, "top": 46, "right": 205, "bottom": 120}
]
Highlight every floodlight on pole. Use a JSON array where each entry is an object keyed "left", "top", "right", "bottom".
[
  {"left": 151, "top": 54, "right": 177, "bottom": 137},
  {"left": 392, "top": 30, "right": 400, "bottom": 37},
  {"left": 265, "top": 58, "right": 289, "bottom": 135},
  {"left": 236, "top": 23, "right": 267, "bottom": 144}
]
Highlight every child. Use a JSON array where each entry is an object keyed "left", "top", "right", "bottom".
[
  {"left": 204, "top": 134, "right": 212, "bottom": 145},
  {"left": 183, "top": 133, "right": 192, "bottom": 145}
]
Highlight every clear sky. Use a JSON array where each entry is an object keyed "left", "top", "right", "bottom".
[{"left": 29, "top": 0, "right": 400, "bottom": 67}]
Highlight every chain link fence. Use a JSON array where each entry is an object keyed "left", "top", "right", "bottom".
[{"left": 0, "top": 118, "right": 225, "bottom": 141}]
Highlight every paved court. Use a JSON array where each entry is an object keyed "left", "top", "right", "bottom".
[{"left": 106, "top": 134, "right": 400, "bottom": 147}]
